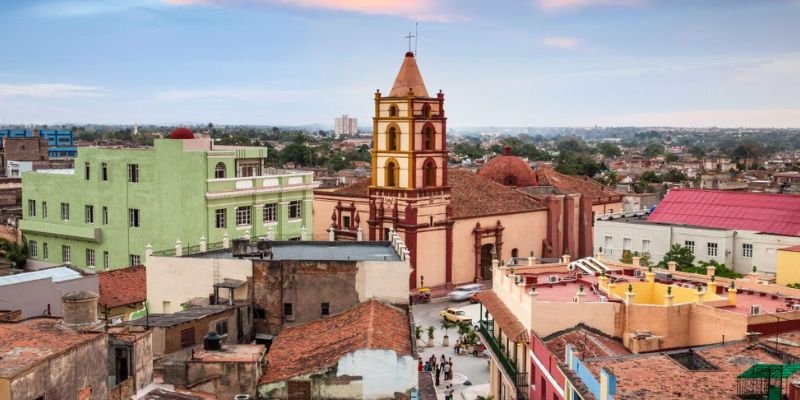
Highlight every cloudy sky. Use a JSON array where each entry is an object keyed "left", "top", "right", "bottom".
[{"left": 1, "top": 0, "right": 799, "bottom": 127}]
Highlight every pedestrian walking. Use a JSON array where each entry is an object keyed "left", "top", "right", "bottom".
[
  {"left": 418, "top": 357, "right": 423, "bottom": 372},
  {"left": 435, "top": 364, "right": 441, "bottom": 386},
  {"left": 449, "top": 357, "right": 454, "bottom": 380},
  {"left": 443, "top": 361, "right": 451, "bottom": 381},
  {"left": 445, "top": 385, "right": 453, "bottom": 400}
]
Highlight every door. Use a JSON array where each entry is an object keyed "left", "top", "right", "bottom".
[{"left": 480, "top": 244, "right": 494, "bottom": 281}]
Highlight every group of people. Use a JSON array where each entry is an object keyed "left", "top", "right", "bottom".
[{"left": 419, "top": 354, "right": 455, "bottom": 386}]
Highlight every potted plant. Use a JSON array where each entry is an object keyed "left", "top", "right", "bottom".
[
  {"left": 441, "top": 319, "right": 455, "bottom": 347},
  {"left": 427, "top": 326, "right": 436, "bottom": 347},
  {"left": 415, "top": 325, "right": 423, "bottom": 345}
]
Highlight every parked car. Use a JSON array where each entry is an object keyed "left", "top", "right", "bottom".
[
  {"left": 447, "top": 283, "right": 483, "bottom": 301},
  {"left": 440, "top": 307, "right": 472, "bottom": 324}
]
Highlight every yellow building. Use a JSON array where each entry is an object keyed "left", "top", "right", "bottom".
[{"left": 777, "top": 244, "right": 800, "bottom": 285}]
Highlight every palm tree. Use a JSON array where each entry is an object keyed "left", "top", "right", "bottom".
[
  {"left": 0, "top": 239, "right": 27, "bottom": 269},
  {"left": 441, "top": 319, "right": 456, "bottom": 347}
]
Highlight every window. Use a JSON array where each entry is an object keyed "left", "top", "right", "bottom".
[
  {"left": 86, "top": 249, "right": 95, "bottom": 268},
  {"left": 343, "top": 215, "right": 351, "bottom": 229},
  {"left": 129, "top": 254, "right": 140, "bottom": 266},
  {"left": 385, "top": 161, "right": 398, "bottom": 187},
  {"left": 707, "top": 242, "right": 718, "bottom": 257},
  {"left": 254, "top": 307, "right": 266, "bottom": 319},
  {"left": 42, "top": 201, "right": 47, "bottom": 219},
  {"left": 28, "top": 200, "right": 36, "bottom": 217},
  {"left": 288, "top": 201, "right": 302, "bottom": 219},
  {"left": 215, "top": 209, "right": 226, "bottom": 228},
  {"left": 128, "top": 208, "right": 140, "bottom": 227},
  {"left": 623, "top": 237, "right": 632, "bottom": 251},
  {"left": 237, "top": 161, "right": 259, "bottom": 177},
  {"left": 43, "top": 243, "right": 48, "bottom": 260},
  {"left": 387, "top": 126, "right": 399, "bottom": 151},
  {"left": 424, "top": 160, "right": 436, "bottom": 187},
  {"left": 102, "top": 207, "right": 108, "bottom": 224},
  {"left": 103, "top": 251, "right": 109, "bottom": 270},
  {"left": 85, "top": 205, "right": 94, "bottom": 224},
  {"left": 215, "top": 320, "right": 229, "bottom": 336},
  {"left": 62, "top": 245, "right": 71, "bottom": 264},
  {"left": 604, "top": 235, "right": 613, "bottom": 255},
  {"left": 511, "top": 248, "right": 519, "bottom": 258},
  {"left": 389, "top": 104, "right": 398, "bottom": 117},
  {"left": 743, "top": 243, "right": 753, "bottom": 258},
  {"left": 61, "top": 202, "right": 70, "bottom": 221},
  {"left": 424, "top": 126, "right": 435, "bottom": 150},
  {"left": 180, "top": 327, "right": 195, "bottom": 348},
  {"left": 685, "top": 240, "right": 695, "bottom": 254},
  {"left": 84, "top": 162, "right": 90, "bottom": 180},
  {"left": 236, "top": 206, "right": 251, "bottom": 226},
  {"left": 422, "top": 103, "right": 432, "bottom": 118},
  {"left": 283, "top": 303, "right": 293, "bottom": 317},
  {"left": 643, "top": 239, "right": 651, "bottom": 253},
  {"left": 29, "top": 240, "right": 37, "bottom": 258},
  {"left": 321, "top": 302, "right": 330, "bottom": 316},
  {"left": 263, "top": 203, "right": 277, "bottom": 223},
  {"left": 127, "top": 164, "right": 139, "bottom": 183},
  {"left": 101, "top": 162, "right": 108, "bottom": 181},
  {"left": 214, "top": 162, "right": 226, "bottom": 179}
]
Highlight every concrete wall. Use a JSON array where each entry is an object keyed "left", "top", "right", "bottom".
[
  {"left": 9, "top": 334, "right": 108, "bottom": 400},
  {"left": 185, "top": 358, "right": 263, "bottom": 399},
  {"left": 146, "top": 255, "right": 251, "bottom": 314},
  {"left": 778, "top": 249, "right": 800, "bottom": 285},
  {"left": 532, "top": 301, "right": 622, "bottom": 338},
  {"left": 355, "top": 260, "right": 411, "bottom": 304},
  {"left": 258, "top": 349, "right": 416, "bottom": 400},
  {"left": 154, "top": 308, "right": 238, "bottom": 357},
  {"left": 0, "top": 274, "right": 98, "bottom": 318}
]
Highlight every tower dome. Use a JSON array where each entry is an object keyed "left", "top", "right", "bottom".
[
  {"left": 169, "top": 127, "right": 195, "bottom": 139},
  {"left": 477, "top": 147, "right": 538, "bottom": 187}
]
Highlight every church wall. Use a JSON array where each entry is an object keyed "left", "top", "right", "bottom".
[
  {"left": 374, "top": 155, "right": 411, "bottom": 187},
  {"left": 452, "top": 210, "right": 549, "bottom": 285},
  {"left": 311, "top": 195, "right": 371, "bottom": 239},
  {"left": 414, "top": 226, "right": 448, "bottom": 288},
  {"left": 376, "top": 120, "right": 412, "bottom": 152},
  {"left": 593, "top": 201, "right": 622, "bottom": 215}
]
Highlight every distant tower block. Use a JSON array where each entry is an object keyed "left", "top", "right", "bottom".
[{"left": 335, "top": 115, "right": 358, "bottom": 137}]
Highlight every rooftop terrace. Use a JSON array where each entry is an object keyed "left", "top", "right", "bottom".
[
  {"left": 191, "top": 240, "right": 402, "bottom": 262},
  {"left": 126, "top": 305, "right": 232, "bottom": 328}
]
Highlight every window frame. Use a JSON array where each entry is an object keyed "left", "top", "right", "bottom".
[
  {"left": 84, "top": 161, "right": 90, "bottom": 180},
  {"left": 128, "top": 208, "right": 140, "bottom": 228},
  {"left": 288, "top": 201, "right": 302, "bottom": 220},
  {"left": 129, "top": 254, "right": 140, "bottom": 266},
  {"left": 321, "top": 302, "right": 330, "bottom": 316},
  {"left": 101, "top": 161, "right": 108, "bottom": 181},
  {"left": 236, "top": 206, "right": 251, "bottom": 226},
  {"left": 707, "top": 242, "right": 718, "bottom": 257},
  {"left": 127, "top": 163, "right": 139, "bottom": 183},
  {"left": 29, "top": 240, "right": 37, "bottom": 258},
  {"left": 28, "top": 199, "right": 36, "bottom": 217},
  {"left": 62, "top": 245, "right": 71, "bottom": 264},
  {"left": 743, "top": 243, "right": 753, "bottom": 258},
  {"left": 85, "top": 205, "right": 94, "bottom": 224},
  {"left": 685, "top": 240, "right": 695, "bottom": 254},
  {"left": 86, "top": 248, "right": 95, "bottom": 268},
  {"left": 214, "top": 162, "right": 226, "bottom": 179},
  {"left": 103, "top": 251, "right": 109, "bottom": 270},
  {"left": 43, "top": 243, "right": 49, "bottom": 260},
  {"left": 215, "top": 209, "right": 226, "bottom": 228},
  {"left": 283, "top": 302, "right": 293, "bottom": 317},
  {"left": 61, "top": 202, "right": 70, "bottom": 221},
  {"left": 42, "top": 201, "right": 47, "bottom": 219},
  {"left": 263, "top": 203, "right": 277, "bottom": 223},
  {"left": 102, "top": 206, "right": 108, "bottom": 225}
]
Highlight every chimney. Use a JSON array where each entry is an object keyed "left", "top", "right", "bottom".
[{"left": 61, "top": 290, "right": 99, "bottom": 327}]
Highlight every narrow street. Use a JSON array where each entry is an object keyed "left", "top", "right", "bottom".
[{"left": 412, "top": 300, "right": 490, "bottom": 400}]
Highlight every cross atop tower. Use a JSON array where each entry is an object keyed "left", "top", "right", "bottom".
[{"left": 405, "top": 32, "right": 415, "bottom": 53}]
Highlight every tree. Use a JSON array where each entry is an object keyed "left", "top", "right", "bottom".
[
  {"left": 453, "top": 142, "right": 485, "bottom": 160},
  {"left": 0, "top": 239, "right": 27, "bottom": 268},
  {"left": 664, "top": 153, "right": 679, "bottom": 163},
  {"left": 663, "top": 169, "right": 687, "bottom": 182},
  {"left": 642, "top": 143, "right": 665, "bottom": 159},
  {"left": 657, "top": 244, "right": 695, "bottom": 271},
  {"left": 597, "top": 142, "right": 622, "bottom": 158},
  {"left": 640, "top": 171, "right": 663, "bottom": 183},
  {"left": 441, "top": 319, "right": 456, "bottom": 340},
  {"left": 697, "top": 260, "right": 743, "bottom": 279},
  {"left": 689, "top": 145, "right": 706, "bottom": 158}
]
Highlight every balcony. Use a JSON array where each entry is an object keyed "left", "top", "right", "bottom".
[{"left": 478, "top": 320, "right": 529, "bottom": 395}]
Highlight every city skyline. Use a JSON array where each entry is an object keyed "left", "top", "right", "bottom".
[{"left": 1, "top": 0, "right": 799, "bottom": 127}]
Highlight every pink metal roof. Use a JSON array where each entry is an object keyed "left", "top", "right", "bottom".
[{"left": 648, "top": 189, "right": 800, "bottom": 237}]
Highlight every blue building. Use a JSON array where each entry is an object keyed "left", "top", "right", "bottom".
[
  {"left": 0, "top": 129, "right": 33, "bottom": 139},
  {"left": 37, "top": 129, "right": 77, "bottom": 158}
]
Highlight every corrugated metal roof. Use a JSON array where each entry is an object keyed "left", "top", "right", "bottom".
[
  {"left": 0, "top": 266, "right": 82, "bottom": 286},
  {"left": 648, "top": 189, "right": 800, "bottom": 236}
]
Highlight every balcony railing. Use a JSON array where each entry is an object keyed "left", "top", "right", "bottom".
[{"left": 479, "top": 320, "right": 529, "bottom": 392}]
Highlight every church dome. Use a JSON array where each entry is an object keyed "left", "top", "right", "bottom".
[
  {"left": 169, "top": 127, "right": 194, "bottom": 139},
  {"left": 477, "top": 147, "right": 538, "bottom": 187}
]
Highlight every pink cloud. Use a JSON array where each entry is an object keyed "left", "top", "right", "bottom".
[
  {"left": 537, "top": 0, "right": 644, "bottom": 13},
  {"left": 163, "top": 0, "right": 457, "bottom": 21},
  {"left": 541, "top": 36, "right": 579, "bottom": 49}
]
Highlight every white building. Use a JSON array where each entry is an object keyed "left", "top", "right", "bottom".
[
  {"left": 334, "top": 114, "right": 358, "bottom": 136},
  {"left": 594, "top": 189, "right": 800, "bottom": 274}
]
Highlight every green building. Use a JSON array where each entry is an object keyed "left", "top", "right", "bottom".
[{"left": 20, "top": 131, "right": 317, "bottom": 270}]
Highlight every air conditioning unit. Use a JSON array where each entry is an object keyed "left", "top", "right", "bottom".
[
  {"left": 600, "top": 296, "right": 608, "bottom": 303},
  {"left": 792, "top": 304, "right": 800, "bottom": 311},
  {"left": 549, "top": 275, "right": 559, "bottom": 283},
  {"left": 751, "top": 305, "right": 761, "bottom": 315},
  {"left": 633, "top": 269, "right": 643, "bottom": 278}
]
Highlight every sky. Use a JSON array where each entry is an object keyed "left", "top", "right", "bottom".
[{"left": 1, "top": 0, "right": 800, "bottom": 128}]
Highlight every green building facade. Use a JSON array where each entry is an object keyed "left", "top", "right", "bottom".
[{"left": 21, "top": 138, "right": 317, "bottom": 270}]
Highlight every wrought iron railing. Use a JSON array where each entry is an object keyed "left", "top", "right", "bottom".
[{"left": 479, "top": 320, "right": 518, "bottom": 379}]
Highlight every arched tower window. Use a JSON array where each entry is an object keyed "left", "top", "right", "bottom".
[
  {"left": 386, "top": 160, "right": 399, "bottom": 187},
  {"left": 423, "top": 125, "right": 435, "bottom": 151},
  {"left": 503, "top": 175, "right": 518, "bottom": 186},
  {"left": 387, "top": 126, "right": 399, "bottom": 151},
  {"left": 422, "top": 103, "right": 432, "bottom": 119},
  {"left": 423, "top": 160, "right": 436, "bottom": 187},
  {"left": 214, "top": 162, "right": 226, "bottom": 179},
  {"left": 389, "top": 105, "right": 398, "bottom": 117}
]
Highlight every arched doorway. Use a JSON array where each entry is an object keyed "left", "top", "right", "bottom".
[{"left": 480, "top": 244, "right": 494, "bottom": 281}]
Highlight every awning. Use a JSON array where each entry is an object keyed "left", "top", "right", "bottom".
[{"left": 476, "top": 291, "right": 529, "bottom": 343}]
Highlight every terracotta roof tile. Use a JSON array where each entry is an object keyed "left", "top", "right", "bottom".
[
  {"left": 475, "top": 290, "right": 529, "bottom": 343},
  {"left": 389, "top": 52, "right": 429, "bottom": 97},
  {"left": 318, "top": 178, "right": 370, "bottom": 198},
  {"left": 98, "top": 265, "right": 146, "bottom": 308},
  {"left": 533, "top": 166, "right": 621, "bottom": 203},
  {"left": 477, "top": 151, "right": 538, "bottom": 187},
  {"left": 543, "top": 325, "right": 629, "bottom": 361},
  {"left": 449, "top": 169, "right": 545, "bottom": 219},
  {"left": 260, "top": 299, "right": 412, "bottom": 384},
  {"left": 0, "top": 318, "right": 104, "bottom": 378}
]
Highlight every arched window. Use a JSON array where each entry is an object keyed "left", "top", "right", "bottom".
[
  {"left": 503, "top": 175, "right": 518, "bottom": 186},
  {"left": 388, "top": 127, "right": 398, "bottom": 151},
  {"left": 386, "top": 161, "right": 398, "bottom": 187},
  {"left": 424, "top": 160, "right": 436, "bottom": 187},
  {"left": 511, "top": 248, "right": 519, "bottom": 258},
  {"left": 422, "top": 104, "right": 432, "bottom": 119},
  {"left": 214, "top": 162, "right": 226, "bottom": 179},
  {"left": 389, "top": 105, "right": 398, "bottom": 117},
  {"left": 424, "top": 125, "right": 435, "bottom": 151}
]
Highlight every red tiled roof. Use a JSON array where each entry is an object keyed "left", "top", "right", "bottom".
[
  {"left": 475, "top": 290, "right": 529, "bottom": 343},
  {"left": 543, "top": 325, "right": 629, "bottom": 361},
  {"left": 449, "top": 169, "right": 545, "bottom": 219},
  {"left": 98, "top": 265, "right": 146, "bottom": 308},
  {"left": 584, "top": 342, "right": 781, "bottom": 400},
  {"left": 533, "top": 165, "right": 621, "bottom": 203},
  {"left": 260, "top": 299, "right": 412, "bottom": 384},
  {"left": 319, "top": 178, "right": 371, "bottom": 198},
  {"left": 389, "top": 52, "right": 429, "bottom": 97},
  {"left": 648, "top": 189, "right": 800, "bottom": 237},
  {"left": 477, "top": 151, "right": 538, "bottom": 187},
  {"left": 780, "top": 244, "right": 800, "bottom": 253},
  {"left": 0, "top": 318, "right": 104, "bottom": 378}
]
